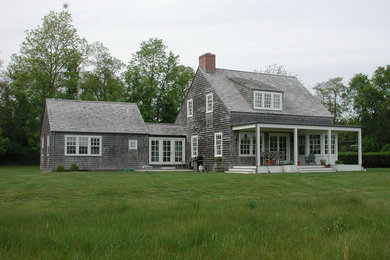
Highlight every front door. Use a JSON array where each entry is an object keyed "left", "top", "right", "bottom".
[{"left": 269, "top": 133, "right": 290, "bottom": 162}]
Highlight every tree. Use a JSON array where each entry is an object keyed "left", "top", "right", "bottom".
[
  {"left": 1, "top": 10, "right": 88, "bottom": 163},
  {"left": 80, "top": 42, "right": 125, "bottom": 101},
  {"left": 260, "top": 64, "right": 297, "bottom": 77},
  {"left": 349, "top": 65, "right": 390, "bottom": 151},
  {"left": 313, "top": 77, "right": 348, "bottom": 123},
  {"left": 124, "top": 38, "right": 194, "bottom": 122}
]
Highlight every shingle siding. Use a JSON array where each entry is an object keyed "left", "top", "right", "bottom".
[
  {"left": 177, "top": 69, "right": 231, "bottom": 171},
  {"left": 51, "top": 132, "right": 149, "bottom": 171},
  {"left": 230, "top": 112, "right": 334, "bottom": 126}
]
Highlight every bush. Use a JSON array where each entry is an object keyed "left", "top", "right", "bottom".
[
  {"left": 56, "top": 164, "right": 65, "bottom": 172},
  {"left": 380, "top": 144, "right": 390, "bottom": 152},
  {"left": 69, "top": 163, "right": 79, "bottom": 171},
  {"left": 335, "top": 160, "right": 343, "bottom": 164},
  {"left": 339, "top": 152, "right": 390, "bottom": 168}
]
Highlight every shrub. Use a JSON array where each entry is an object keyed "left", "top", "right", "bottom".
[
  {"left": 69, "top": 163, "right": 79, "bottom": 171},
  {"left": 56, "top": 164, "right": 65, "bottom": 172},
  {"left": 339, "top": 152, "right": 390, "bottom": 167},
  {"left": 335, "top": 160, "right": 344, "bottom": 164},
  {"left": 380, "top": 144, "right": 390, "bottom": 152}
]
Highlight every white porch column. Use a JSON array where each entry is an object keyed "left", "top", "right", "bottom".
[
  {"left": 256, "top": 124, "right": 261, "bottom": 173},
  {"left": 358, "top": 129, "right": 362, "bottom": 166},
  {"left": 294, "top": 128, "right": 298, "bottom": 165},
  {"left": 328, "top": 129, "right": 331, "bottom": 164}
]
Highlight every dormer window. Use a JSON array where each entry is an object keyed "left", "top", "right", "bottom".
[{"left": 253, "top": 91, "right": 282, "bottom": 110}]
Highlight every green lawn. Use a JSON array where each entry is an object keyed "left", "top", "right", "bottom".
[{"left": 0, "top": 167, "right": 389, "bottom": 259}]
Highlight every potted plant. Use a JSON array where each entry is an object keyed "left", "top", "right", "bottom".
[
  {"left": 325, "top": 163, "right": 331, "bottom": 168},
  {"left": 320, "top": 159, "right": 326, "bottom": 166}
]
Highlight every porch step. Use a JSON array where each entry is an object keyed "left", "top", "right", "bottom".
[
  {"left": 297, "top": 166, "right": 335, "bottom": 173},
  {"left": 225, "top": 167, "right": 256, "bottom": 174}
]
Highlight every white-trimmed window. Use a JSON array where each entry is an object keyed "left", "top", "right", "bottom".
[
  {"left": 149, "top": 137, "right": 185, "bottom": 164},
  {"left": 206, "top": 93, "right": 213, "bottom": 113},
  {"left": 65, "top": 135, "right": 102, "bottom": 156},
  {"left": 46, "top": 135, "right": 50, "bottom": 156},
  {"left": 309, "top": 135, "right": 321, "bottom": 154},
  {"left": 214, "top": 132, "right": 222, "bottom": 157},
  {"left": 129, "top": 140, "right": 138, "bottom": 150},
  {"left": 187, "top": 99, "right": 193, "bottom": 117},
  {"left": 239, "top": 132, "right": 264, "bottom": 156},
  {"left": 324, "top": 134, "right": 336, "bottom": 155},
  {"left": 191, "top": 135, "right": 198, "bottom": 158},
  {"left": 253, "top": 91, "right": 282, "bottom": 110}
]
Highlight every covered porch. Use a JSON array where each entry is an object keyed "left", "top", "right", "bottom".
[{"left": 230, "top": 123, "right": 363, "bottom": 174}]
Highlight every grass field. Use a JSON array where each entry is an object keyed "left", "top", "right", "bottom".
[{"left": 0, "top": 167, "right": 389, "bottom": 259}]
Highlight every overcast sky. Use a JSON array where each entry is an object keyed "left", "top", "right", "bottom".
[{"left": 1, "top": 0, "right": 390, "bottom": 90}]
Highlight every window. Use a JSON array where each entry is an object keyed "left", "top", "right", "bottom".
[
  {"left": 187, "top": 99, "right": 193, "bottom": 117},
  {"left": 149, "top": 137, "right": 185, "bottom": 164},
  {"left": 65, "top": 135, "right": 102, "bottom": 156},
  {"left": 46, "top": 135, "right": 50, "bottom": 156},
  {"left": 191, "top": 136, "right": 198, "bottom": 158},
  {"left": 324, "top": 134, "right": 336, "bottom": 155},
  {"left": 151, "top": 140, "right": 159, "bottom": 162},
  {"left": 214, "top": 132, "right": 222, "bottom": 157},
  {"left": 78, "top": 137, "right": 88, "bottom": 154},
  {"left": 206, "top": 93, "right": 213, "bottom": 113},
  {"left": 253, "top": 91, "right": 282, "bottom": 110},
  {"left": 175, "top": 140, "right": 183, "bottom": 162},
  {"left": 163, "top": 140, "right": 171, "bottom": 162},
  {"left": 309, "top": 135, "right": 321, "bottom": 154},
  {"left": 129, "top": 140, "right": 138, "bottom": 150},
  {"left": 239, "top": 132, "right": 264, "bottom": 156}
]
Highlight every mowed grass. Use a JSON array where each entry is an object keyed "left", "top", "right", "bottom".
[{"left": 0, "top": 167, "right": 390, "bottom": 259}]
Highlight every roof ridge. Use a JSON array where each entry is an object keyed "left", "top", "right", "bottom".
[
  {"left": 214, "top": 68, "right": 297, "bottom": 78},
  {"left": 46, "top": 98, "right": 137, "bottom": 106}
]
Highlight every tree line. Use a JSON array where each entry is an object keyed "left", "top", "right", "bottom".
[
  {"left": 313, "top": 68, "right": 390, "bottom": 152},
  {"left": 0, "top": 10, "right": 194, "bottom": 164}
]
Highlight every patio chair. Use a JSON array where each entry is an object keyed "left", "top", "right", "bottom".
[{"left": 305, "top": 153, "right": 316, "bottom": 165}]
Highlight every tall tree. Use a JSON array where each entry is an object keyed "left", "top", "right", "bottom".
[
  {"left": 124, "top": 38, "right": 194, "bottom": 122},
  {"left": 80, "top": 42, "right": 125, "bottom": 101},
  {"left": 1, "top": 10, "right": 88, "bottom": 163},
  {"left": 313, "top": 77, "right": 348, "bottom": 123}
]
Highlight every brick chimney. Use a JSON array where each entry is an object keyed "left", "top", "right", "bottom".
[{"left": 199, "top": 53, "right": 216, "bottom": 72}]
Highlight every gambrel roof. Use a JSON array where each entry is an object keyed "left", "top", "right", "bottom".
[
  {"left": 199, "top": 67, "right": 333, "bottom": 118},
  {"left": 45, "top": 99, "right": 148, "bottom": 134}
]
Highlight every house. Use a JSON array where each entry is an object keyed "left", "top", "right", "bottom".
[{"left": 40, "top": 53, "right": 363, "bottom": 173}]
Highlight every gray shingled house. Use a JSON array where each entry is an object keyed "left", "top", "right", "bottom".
[{"left": 40, "top": 53, "right": 363, "bottom": 173}]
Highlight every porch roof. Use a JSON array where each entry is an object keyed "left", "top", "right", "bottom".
[{"left": 232, "top": 122, "right": 361, "bottom": 132}]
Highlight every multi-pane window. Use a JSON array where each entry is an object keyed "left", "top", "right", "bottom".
[
  {"left": 309, "top": 135, "right": 321, "bottom": 154},
  {"left": 66, "top": 136, "right": 76, "bottom": 155},
  {"left": 65, "top": 136, "right": 102, "bottom": 156},
  {"left": 214, "top": 132, "right": 222, "bottom": 157},
  {"left": 151, "top": 140, "right": 159, "bottom": 162},
  {"left": 129, "top": 140, "right": 138, "bottom": 150},
  {"left": 41, "top": 137, "right": 45, "bottom": 157},
  {"left": 149, "top": 138, "right": 185, "bottom": 164},
  {"left": 78, "top": 137, "right": 88, "bottom": 154},
  {"left": 253, "top": 91, "right": 282, "bottom": 110},
  {"left": 90, "top": 138, "right": 100, "bottom": 155},
  {"left": 187, "top": 99, "right": 193, "bottom": 117},
  {"left": 239, "top": 132, "right": 263, "bottom": 156},
  {"left": 191, "top": 136, "right": 198, "bottom": 158},
  {"left": 163, "top": 140, "right": 171, "bottom": 162},
  {"left": 175, "top": 140, "right": 183, "bottom": 162},
  {"left": 206, "top": 93, "right": 213, "bottom": 113},
  {"left": 324, "top": 135, "right": 336, "bottom": 155},
  {"left": 240, "top": 134, "right": 251, "bottom": 155}
]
